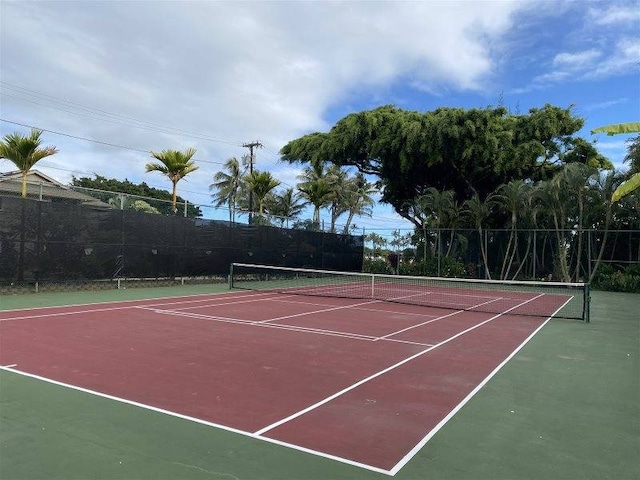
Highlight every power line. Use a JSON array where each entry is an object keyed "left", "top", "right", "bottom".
[
  {"left": 0, "top": 118, "right": 226, "bottom": 167},
  {"left": 0, "top": 117, "right": 298, "bottom": 190},
  {"left": 0, "top": 81, "right": 244, "bottom": 147}
]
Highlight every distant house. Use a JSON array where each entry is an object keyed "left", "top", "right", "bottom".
[{"left": 0, "top": 170, "right": 110, "bottom": 208}]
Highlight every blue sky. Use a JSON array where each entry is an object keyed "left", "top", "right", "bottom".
[{"left": 1, "top": 0, "right": 638, "bottom": 237}]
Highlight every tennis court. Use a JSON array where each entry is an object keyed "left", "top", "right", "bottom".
[{"left": 0, "top": 265, "right": 591, "bottom": 476}]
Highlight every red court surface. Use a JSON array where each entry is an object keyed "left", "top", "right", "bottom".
[{"left": 0, "top": 289, "right": 570, "bottom": 474}]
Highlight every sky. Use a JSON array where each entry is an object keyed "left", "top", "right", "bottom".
[{"left": 1, "top": 0, "right": 639, "bottom": 237}]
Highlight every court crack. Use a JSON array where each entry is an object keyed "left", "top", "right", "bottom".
[{"left": 171, "top": 462, "right": 241, "bottom": 479}]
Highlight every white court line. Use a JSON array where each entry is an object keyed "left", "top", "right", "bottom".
[
  {"left": 0, "top": 291, "right": 279, "bottom": 322},
  {"left": 0, "top": 365, "right": 392, "bottom": 476},
  {"left": 0, "top": 293, "right": 554, "bottom": 476},
  {"left": 2, "top": 364, "right": 17, "bottom": 368},
  {"left": 255, "top": 298, "right": 383, "bottom": 324},
  {"left": 269, "top": 297, "right": 440, "bottom": 319},
  {"left": 142, "top": 292, "right": 286, "bottom": 310},
  {"left": 0, "top": 305, "right": 151, "bottom": 322},
  {"left": 467, "top": 296, "right": 505, "bottom": 310},
  {"left": 143, "top": 306, "right": 433, "bottom": 347},
  {"left": 0, "top": 289, "right": 268, "bottom": 314},
  {"left": 254, "top": 293, "right": 545, "bottom": 437},
  {"left": 382, "top": 290, "right": 508, "bottom": 310},
  {"left": 144, "top": 308, "right": 381, "bottom": 342},
  {"left": 389, "top": 294, "right": 570, "bottom": 475},
  {"left": 135, "top": 306, "right": 254, "bottom": 324},
  {"left": 375, "top": 309, "right": 467, "bottom": 341}
]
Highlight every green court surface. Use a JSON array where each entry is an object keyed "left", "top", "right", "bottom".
[{"left": 1, "top": 287, "right": 638, "bottom": 480}]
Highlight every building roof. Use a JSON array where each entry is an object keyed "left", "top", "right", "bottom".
[{"left": 0, "top": 170, "right": 111, "bottom": 208}]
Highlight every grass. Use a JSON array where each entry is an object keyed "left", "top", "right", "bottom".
[{"left": 0, "top": 287, "right": 638, "bottom": 479}]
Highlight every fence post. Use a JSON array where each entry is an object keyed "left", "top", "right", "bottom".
[
  {"left": 587, "top": 229, "right": 593, "bottom": 280},
  {"left": 532, "top": 230, "right": 537, "bottom": 279}
]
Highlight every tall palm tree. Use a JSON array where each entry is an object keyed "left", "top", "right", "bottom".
[
  {"left": 555, "top": 163, "right": 598, "bottom": 281},
  {"left": 584, "top": 170, "right": 619, "bottom": 283},
  {"left": 245, "top": 170, "right": 280, "bottom": 215},
  {"left": 297, "top": 162, "right": 334, "bottom": 229},
  {"left": 414, "top": 188, "right": 455, "bottom": 273},
  {"left": 325, "top": 164, "right": 349, "bottom": 232},
  {"left": 366, "top": 232, "right": 388, "bottom": 258},
  {"left": 0, "top": 129, "right": 58, "bottom": 197},
  {"left": 341, "top": 173, "right": 376, "bottom": 234},
  {"left": 444, "top": 200, "right": 466, "bottom": 258},
  {"left": 146, "top": 148, "right": 198, "bottom": 212},
  {"left": 492, "top": 180, "right": 531, "bottom": 279},
  {"left": 462, "top": 194, "right": 494, "bottom": 279},
  {"left": 210, "top": 157, "right": 244, "bottom": 223},
  {"left": 623, "top": 135, "right": 640, "bottom": 175},
  {"left": 266, "top": 187, "right": 306, "bottom": 227}
]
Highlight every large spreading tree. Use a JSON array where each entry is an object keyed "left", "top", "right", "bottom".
[{"left": 280, "top": 104, "right": 611, "bottom": 224}]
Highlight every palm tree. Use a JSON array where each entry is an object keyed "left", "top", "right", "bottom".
[
  {"left": 245, "top": 170, "right": 280, "bottom": 215},
  {"left": 556, "top": 163, "right": 598, "bottom": 281},
  {"left": 366, "top": 232, "right": 388, "bottom": 258},
  {"left": 413, "top": 188, "right": 455, "bottom": 274},
  {"left": 444, "top": 200, "right": 466, "bottom": 258},
  {"left": 210, "top": 157, "right": 244, "bottom": 223},
  {"left": 266, "top": 187, "right": 306, "bottom": 227},
  {"left": 533, "top": 179, "right": 569, "bottom": 281},
  {"left": 492, "top": 180, "right": 531, "bottom": 279},
  {"left": 623, "top": 135, "right": 640, "bottom": 175},
  {"left": 297, "top": 163, "right": 334, "bottom": 230},
  {"left": 585, "top": 170, "right": 620, "bottom": 283},
  {"left": 462, "top": 194, "right": 494, "bottom": 279},
  {"left": 0, "top": 129, "right": 58, "bottom": 197},
  {"left": 146, "top": 148, "right": 198, "bottom": 213},
  {"left": 325, "top": 164, "right": 349, "bottom": 232},
  {"left": 341, "top": 173, "right": 376, "bottom": 234}
]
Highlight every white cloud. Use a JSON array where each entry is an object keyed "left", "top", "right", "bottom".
[
  {"left": 553, "top": 49, "right": 601, "bottom": 69},
  {"left": 527, "top": 36, "right": 639, "bottom": 90},
  {"left": 587, "top": 37, "right": 640, "bottom": 79},
  {"left": 7, "top": 1, "right": 633, "bottom": 230},
  {"left": 0, "top": 0, "right": 530, "bottom": 230},
  {"left": 587, "top": 4, "right": 640, "bottom": 26},
  {"left": 583, "top": 97, "right": 629, "bottom": 111}
]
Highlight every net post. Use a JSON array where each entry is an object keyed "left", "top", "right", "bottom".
[
  {"left": 370, "top": 274, "right": 375, "bottom": 299},
  {"left": 228, "top": 263, "right": 234, "bottom": 290},
  {"left": 584, "top": 283, "right": 591, "bottom": 323}
]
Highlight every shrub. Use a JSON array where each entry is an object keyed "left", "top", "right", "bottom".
[
  {"left": 363, "top": 258, "right": 394, "bottom": 274},
  {"left": 398, "top": 257, "right": 465, "bottom": 278},
  {"left": 592, "top": 264, "right": 640, "bottom": 293}
]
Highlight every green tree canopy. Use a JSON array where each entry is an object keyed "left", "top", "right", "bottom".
[
  {"left": 281, "top": 104, "right": 610, "bottom": 221},
  {"left": 71, "top": 175, "right": 202, "bottom": 217}
]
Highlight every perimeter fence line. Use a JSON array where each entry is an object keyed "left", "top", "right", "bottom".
[
  {"left": 0, "top": 196, "right": 364, "bottom": 292},
  {"left": 361, "top": 227, "right": 639, "bottom": 294},
  {"left": 0, "top": 180, "right": 638, "bottom": 292}
]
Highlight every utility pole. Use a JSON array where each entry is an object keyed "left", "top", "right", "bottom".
[{"left": 242, "top": 140, "right": 263, "bottom": 224}]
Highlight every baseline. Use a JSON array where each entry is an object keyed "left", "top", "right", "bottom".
[{"left": 0, "top": 366, "right": 391, "bottom": 476}]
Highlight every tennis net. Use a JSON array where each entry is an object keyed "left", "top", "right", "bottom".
[{"left": 229, "top": 263, "right": 590, "bottom": 322}]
